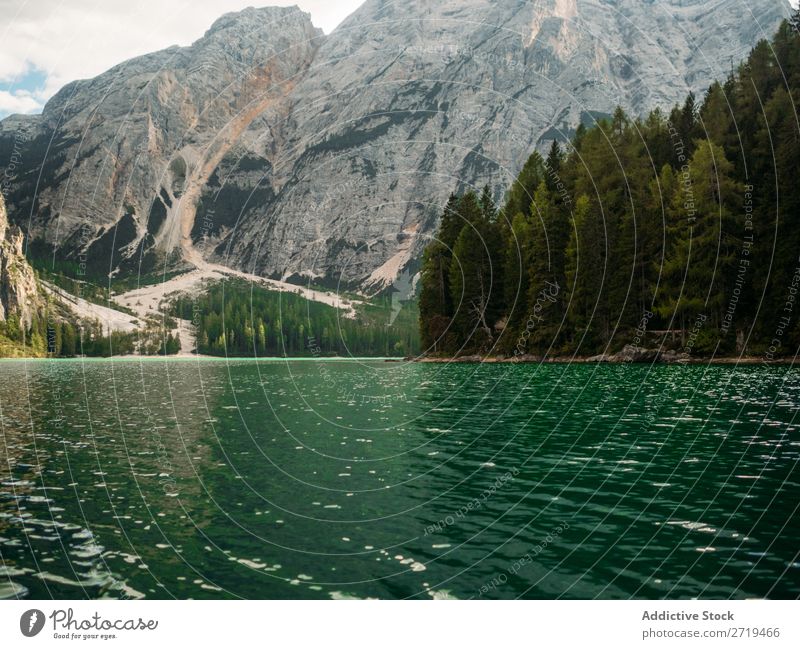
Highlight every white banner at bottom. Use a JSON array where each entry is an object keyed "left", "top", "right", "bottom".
[{"left": 0, "top": 600, "right": 797, "bottom": 648}]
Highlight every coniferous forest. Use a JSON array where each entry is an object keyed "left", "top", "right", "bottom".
[
  {"left": 419, "top": 17, "right": 800, "bottom": 359},
  {"left": 172, "top": 280, "right": 419, "bottom": 357}
]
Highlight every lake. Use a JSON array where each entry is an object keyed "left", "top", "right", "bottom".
[{"left": 0, "top": 359, "right": 798, "bottom": 599}]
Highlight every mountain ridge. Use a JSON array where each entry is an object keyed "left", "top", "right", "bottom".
[{"left": 0, "top": 0, "right": 791, "bottom": 292}]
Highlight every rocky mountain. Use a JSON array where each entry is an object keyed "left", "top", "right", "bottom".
[
  {"left": 0, "top": 193, "right": 39, "bottom": 327},
  {"left": 0, "top": 6, "right": 321, "bottom": 278},
  {"left": 0, "top": 0, "right": 791, "bottom": 292}
]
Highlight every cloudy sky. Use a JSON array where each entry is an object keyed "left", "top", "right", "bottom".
[
  {"left": 0, "top": 0, "right": 363, "bottom": 117},
  {"left": 1, "top": 0, "right": 797, "bottom": 118}
]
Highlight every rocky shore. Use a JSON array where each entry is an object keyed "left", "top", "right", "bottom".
[{"left": 416, "top": 345, "right": 794, "bottom": 365}]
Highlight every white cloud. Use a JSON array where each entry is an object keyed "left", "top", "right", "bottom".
[
  {"left": 0, "top": 88, "right": 44, "bottom": 114},
  {"left": 0, "top": 0, "right": 363, "bottom": 116}
]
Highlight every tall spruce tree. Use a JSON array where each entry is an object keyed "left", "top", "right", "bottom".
[
  {"left": 419, "top": 240, "right": 454, "bottom": 352},
  {"left": 449, "top": 191, "right": 503, "bottom": 353}
]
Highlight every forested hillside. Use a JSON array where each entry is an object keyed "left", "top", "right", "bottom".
[
  {"left": 419, "top": 16, "right": 800, "bottom": 359},
  {"left": 172, "top": 280, "right": 419, "bottom": 357}
]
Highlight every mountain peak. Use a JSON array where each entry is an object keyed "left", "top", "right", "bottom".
[{"left": 204, "top": 5, "right": 314, "bottom": 38}]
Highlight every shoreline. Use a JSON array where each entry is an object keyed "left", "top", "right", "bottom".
[
  {"left": 0, "top": 355, "right": 406, "bottom": 362},
  {"left": 0, "top": 353, "right": 794, "bottom": 365},
  {"left": 415, "top": 354, "right": 796, "bottom": 365}
]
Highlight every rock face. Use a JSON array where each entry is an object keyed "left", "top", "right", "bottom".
[
  {"left": 0, "top": 6, "right": 322, "bottom": 278},
  {"left": 0, "top": 193, "right": 39, "bottom": 326},
  {"left": 0, "top": 0, "right": 791, "bottom": 290}
]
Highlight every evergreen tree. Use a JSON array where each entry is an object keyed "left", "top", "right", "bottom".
[
  {"left": 544, "top": 140, "right": 564, "bottom": 193},
  {"left": 699, "top": 82, "right": 733, "bottom": 149},
  {"left": 479, "top": 185, "right": 497, "bottom": 222},
  {"left": 448, "top": 192, "right": 504, "bottom": 352},
  {"left": 501, "top": 211, "right": 534, "bottom": 344},
  {"left": 419, "top": 240, "right": 454, "bottom": 352},
  {"left": 502, "top": 152, "right": 545, "bottom": 221},
  {"left": 641, "top": 108, "right": 673, "bottom": 171},
  {"left": 62, "top": 322, "right": 77, "bottom": 357},
  {"left": 438, "top": 193, "right": 464, "bottom": 250},
  {"left": 526, "top": 181, "right": 568, "bottom": 347},
  {"left": 564, "top": 195, "right": 602, "bottom": 347}
]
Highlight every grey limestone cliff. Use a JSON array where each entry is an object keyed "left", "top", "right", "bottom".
[
  {"left": 0, "top": 0, "right": 790, "bottom": 291},
  {"left": 0, "top": 192, "right": 39, "bottom": 326}
]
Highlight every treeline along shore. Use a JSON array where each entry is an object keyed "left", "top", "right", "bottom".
[{"left": 418, "top": 16, "right": 800, "bottom": 363}]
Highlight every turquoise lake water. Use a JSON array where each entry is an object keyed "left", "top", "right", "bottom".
[{"left": 0, "top": 359, "right": 798, "bottom": 599}]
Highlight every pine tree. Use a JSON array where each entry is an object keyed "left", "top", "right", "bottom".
[
  {"left": 657, "top": 139, "right": 741, "bottom": 344},
  {"left": 53, "top": 321, "right": 62, "bottom": 356},
  {"left": 419, "top": 240, "right": 453, "bottom": 352},
  {"left": 526, "top": 181, "right": 568, "bottom": 347},
  {"left": 564, "top": 195, "right": 602, "bottom": 348},
  {"left": 641, "top": 108, "right": 673, "bottom": 171},
  {"left": 775, "top": 15, "right": 800, "bottom": 88},
  {"left": 699, "top": 82, "right": 733, "bottom": 149},
  {"left": 501, "top": 211, "right": 533, "bottom": 344},
  {"left": 438, "top": 193, "right": 464, "bottom": 250},
  {"left": 675, "top": 92, "right": 699, "bottom": 158},
  {"left": 62, "top": 322, "right": 77, "bottom": 357},
  {"left": 544, "top": 140, "right": 564, "bottom": 193},
  {"left": 448, "top": 192, "right": 504, "bottom": 353},
  {"left": 751, "top": 84, "right": 800, "bottom": 344},
  {"left": 502, "top": 152, "right": 545, "bottom": 221},
  {"left": 479, "top": 185, "right": 497, "bottom": 222}
]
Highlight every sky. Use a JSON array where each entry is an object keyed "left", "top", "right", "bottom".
[{"left": 0, "top": 0, "right": 364, "bottom": 117}]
